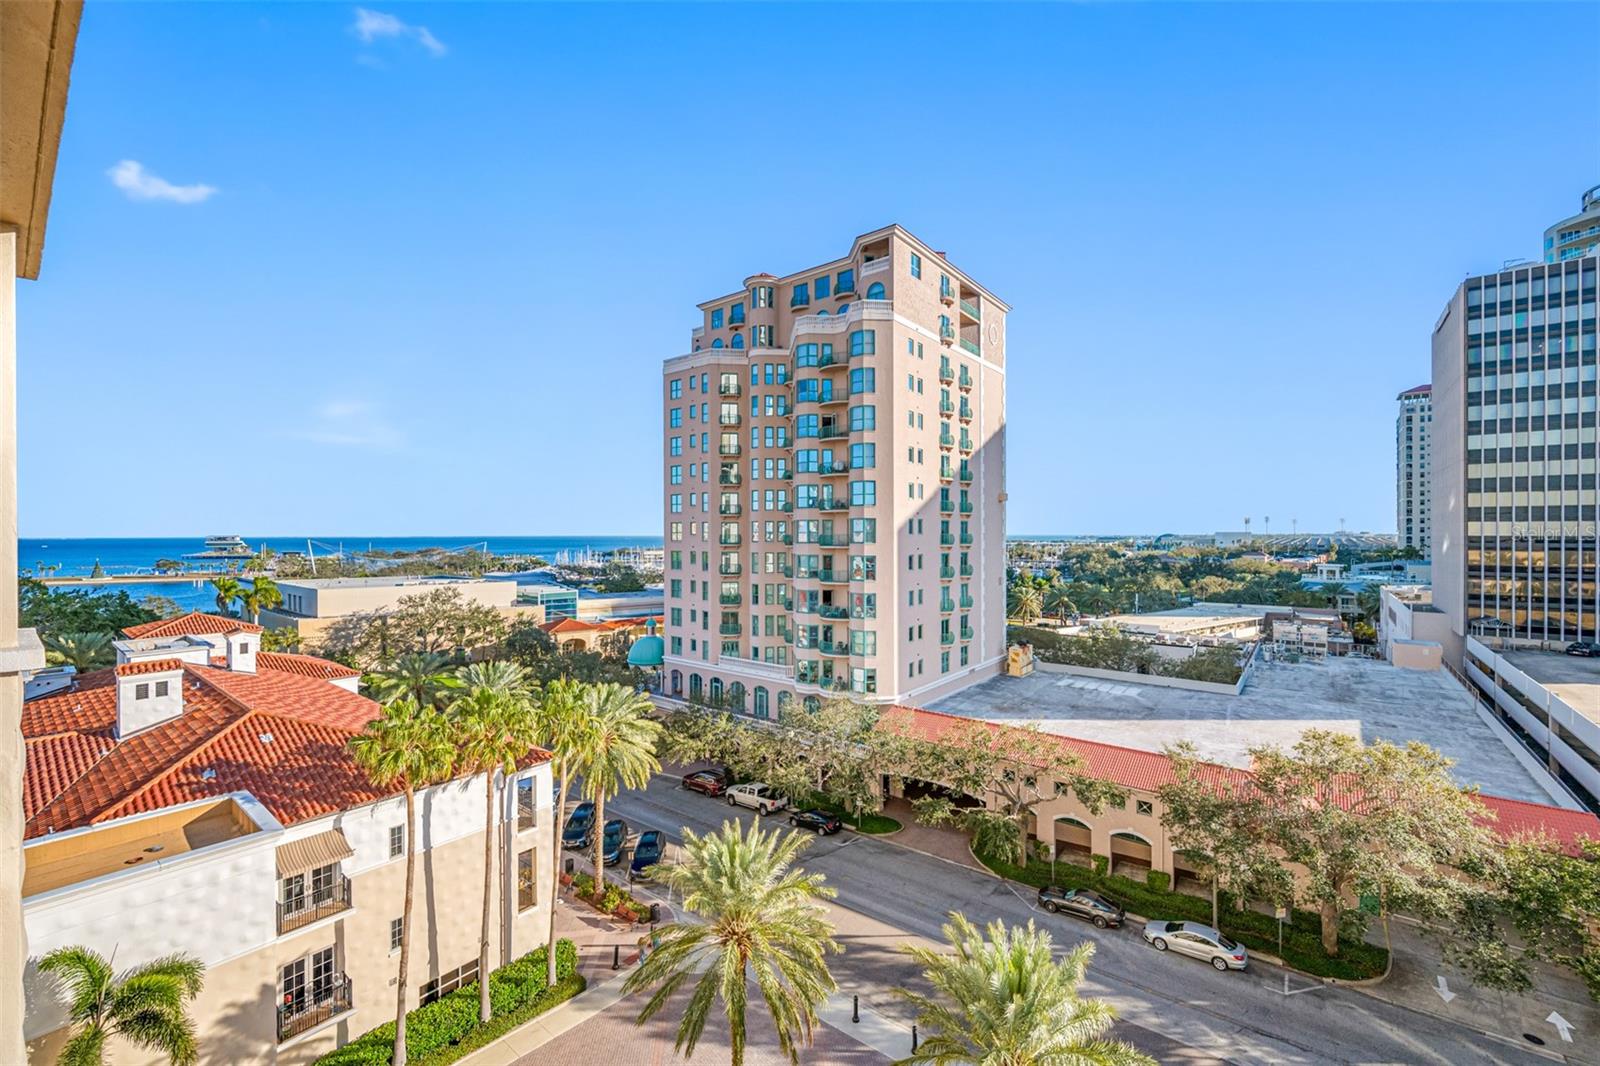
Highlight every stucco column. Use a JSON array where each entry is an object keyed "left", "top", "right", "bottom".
[{"left": 0, "top": 231, "right": 44, "bottom": 1065}]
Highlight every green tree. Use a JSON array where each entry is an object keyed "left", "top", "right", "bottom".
[
  {"left": 449, "top": 664, "right": 538, "bottom": 1023},
  {"left": 20, "top": 579, "right": 157, "bottom": 638},
  {"left": 89, "top": 560, "right": 104, "bottom": 579},
  {"left": 1248, "top": 730, "right": 1496, "bottom": 955},
  {"left": 237, "top": 576, "right": 283, "bottom": 624},
  {"left": 38, "top": 946, "right": 205, "bottom": 1066},
  {"left": 892, "top": 716, "right": 1125, "bottom": 865},
  {"left": 1158, "top": 743, "right": 1290, "bottom": 927},
  {"left": 623, "top": 820, "right": 840, "bottom": 1066},
  {"left": 1007, "top": 582, "right": 1044, "bottom": 624},
  {"left": 348, "top": 699, "right": 456, "bottom": 1066},
  {"left": 259, "top": 627, "right": 303, "bottom": 653},
  {"left": 1043, "top": 585, "right": 1078, "bottom": 622},
  {"left": 576, "top": 683, "right": 661, "bottom": 891},
  {"left": 42, "top": 631, "right": 115, "bottom": 674},
  {"left": 209, "top": 576, "right": 242, "bottom": 617},
  {"left": 895, "top": 914, "right": 1152, "bottom": 1066},
  {"left": 316, "top": 588, "right": 509, "bottom": 669},
  {"left": 531, "top": 678, "right": 593, "bottom": 985},
  {"left": 368, "top": 650, "right": 463, "bottom": 712}
]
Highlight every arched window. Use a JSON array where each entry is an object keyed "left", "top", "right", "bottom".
[
  {"left": 727, "top": 682, "right": 746, "bottom": 710},
  {"left": 803, "top": 695, "right": 821, "bottom": 712},
  {"left": 754, "top": 687, "right": 769, "bottom": 719},
  {"left": 836, "top": 303, "right": 849, "bottom": 317},
  {"left": 670, "top": 670, "right": 683, "bottom": 696},
  {"left": 688, "top": 674, "right": 703, "bottom": 699},
  {"left": 709, "top": 677, "right": 723, "bottom": 705},
  {"left": 731, "top": 334, "right": 745, "bottom": 349},
  {"left": 866, "top": 282, "right": 885, "bottom": 299},
  {"left": 776, "top": 691, "right": 792, "bottom": 717},
  {"left": 815, "top": 309, "right": 828, "bottom": 317},
  {"left": 711, "top": 338, "right": 724, "bottom": 348}
]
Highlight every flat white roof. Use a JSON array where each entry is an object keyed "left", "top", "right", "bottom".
[{"left": 280, "top": 575, "right": 494, "bottom": 590}]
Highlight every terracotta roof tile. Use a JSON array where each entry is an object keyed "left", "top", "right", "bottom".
[
  {"left": 23, "top": 733, "right": 111, "bottom": 821},
  {"left": 122, "top": 612, "right": 263, "bottom": 639},
  {"left": 114, "top": 658, "right": 187, "bottom": 677},
  {"left": 256, "top": 651, "right": 362, "bottom": 681},
  {"left": 542, "top": 617, "right": 596, "bottom": 634}
]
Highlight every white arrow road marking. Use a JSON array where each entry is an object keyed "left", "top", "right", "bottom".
[
  {"left": 1547, "top": 1011, "right": 1575, "bottom": 1043},
  {"left": 1433, "top": 976, "right": 1456, "bottom": 1003}
]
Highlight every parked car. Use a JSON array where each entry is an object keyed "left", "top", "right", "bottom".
[
  {"left": 601, "top": 819, "right": 628, "bottom": 866},
  {"left": 1567, "top": 641, "right": 1600, "bottom": 657},
  {"left": 789, "top": 809, "right": 842, "bottom": 836},
  {"left": 1141, "top": 920, "right": 1249, "bottom": 971},
  {"left": 561, "top": 802, "right": 595, "bottom": 849},
  {"left": 630, "top": 829, "right": 665, "bottom": 881},
  {"left": 1037, "top": 885, "right": 1125, "bottom": 928},
  {"left": 683, "top": 767, "right": 732, "bottom": 796},
  {"left": 725, "top": 782, "right": 789, "bottom": 814}
]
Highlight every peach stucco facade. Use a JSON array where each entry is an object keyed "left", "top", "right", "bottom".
[{"left": 661, "top": 226, "right": 1008, "bottom": 714}]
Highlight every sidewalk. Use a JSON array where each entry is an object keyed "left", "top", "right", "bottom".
[{"left": 876, "top": 797, "right": 988, "bottom": 872}]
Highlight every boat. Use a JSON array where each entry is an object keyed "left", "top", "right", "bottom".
[{"left": 185, "top": 535, "right": 254, "bottom": 560}]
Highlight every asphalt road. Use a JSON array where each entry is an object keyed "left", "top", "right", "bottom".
[{"left": 597, "top": 774, "right": 1570, "bottom": 1066}]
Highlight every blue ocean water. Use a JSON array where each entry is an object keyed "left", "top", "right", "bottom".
[{"left": 20, "top": 536, "right": 663, "bottom": 613}]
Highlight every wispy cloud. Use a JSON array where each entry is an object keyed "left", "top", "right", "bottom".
[
  {"left": 352, "top": 7, "right": 446, "bottom": 57},
  {"left": 292, "top": 400, "right": 404, "bottom": 450},
  {"left": 106, "top": 160, "right": 217, "bottom": 204}
]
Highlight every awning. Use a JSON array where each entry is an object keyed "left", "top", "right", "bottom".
[{"left": 276, "top": 828, "right": 354, "bottom": 877}]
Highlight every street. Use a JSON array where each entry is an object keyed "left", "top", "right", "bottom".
[{"left": 597, "top": 773, "right": 1587, "bottom": 1066}]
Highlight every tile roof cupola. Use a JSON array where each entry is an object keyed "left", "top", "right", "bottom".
[{"left": 114, "top": 659, "right": 185, "bottom": 738}]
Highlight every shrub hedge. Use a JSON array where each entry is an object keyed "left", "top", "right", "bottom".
[
  {"left": 977, "top": 851, "right": 1387, "bottom": 981},
  {"left": 316, "top": 940, "right": 583, "bottom": 1066}
]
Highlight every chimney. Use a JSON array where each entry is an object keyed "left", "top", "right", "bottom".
[
  {"left": 224, "top": 630, "right": 257, "bottom": 674},
  {"left": 115, "top": 660, "right": 185, "bottom": 738}
]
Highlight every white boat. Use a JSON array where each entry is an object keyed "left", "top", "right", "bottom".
[{"left": 186, "top": 535, "right": 253, "bottom": 559}]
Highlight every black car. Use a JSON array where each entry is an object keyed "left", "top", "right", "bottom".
[
  {"left": 630, "top": 829, "right": 665, "bottom": 881},
  {"left": 601, "top": 818, "right": 628, "bottom": 866},
  {"left": 1037, "top": 885, "right": 1125, "bottom": 929},
  {"left": 561, "top": 802, "right": 595, "bottom": 849},
  {"left": 789, "top": 809, "right": 843, "bottom": 836},
  {"left": 1567, "top": 641, "right": 1600, "bottom": 657}
]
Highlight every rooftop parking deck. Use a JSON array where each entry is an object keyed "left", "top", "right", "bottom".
[
  {"left": 929, "top": 656, "right": 1562, "bottom": 805},
  {"left": 1501, "top": 648, "right": 1600, "bottom": 722}
]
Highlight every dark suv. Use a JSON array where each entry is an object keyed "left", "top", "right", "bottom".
[
  {"left": 562, "top": 802, "right": 595, "bottom": 849},
  {"left": 1037, "top": 885, "right": 1125, "bottom": 928},
  {"left": 1567, "top": 641, "right": 1600, "bottom": 657}
]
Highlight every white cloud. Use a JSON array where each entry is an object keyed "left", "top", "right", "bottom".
[
  {"left": 106, "top": 160, "right": 217, "bottom": 204},
  {"left": 292, "top": 400, "right": 404, "bottom": 450},
  {"left": 352, "top": 7, "right": 447, "bottom": 57}
]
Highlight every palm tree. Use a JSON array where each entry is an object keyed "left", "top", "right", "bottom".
[
  {"left": 531, "top": 677, "right": 592, "bottom": 985},
  {"left": 895, "top": 914, "right": 1153, "bottom": 1066},
  {"left": 237, "top": 576, "right": 283, "bottom": 624},
  {"left": 457, "top": 659, "right": 531, "bottom": 699},
  {"left": 209, "top": 576, "right": 242, "bottom": 616},
  {"left": 623, "top": 820, "right": 840, "bottom": 1066},
  {"left": 349, "top": 698, "right": 456, "bottom": 1066},
  {"left": 368, "top": 650, "right": 462, "bottom": 711},
  {"left": 450, "top": 667, "right": 537, "bottom": 1024},
  {"left": 576, "top": 683, "right": 661, "bottom": 893},
  {"left": 43, "top": 631, "right": 114, "bottom": 673},
  {"left": 1044, "top": 585, "right": 1078, "bottom": 622},
  {"left": 1007, "top": 583, "right": 1043, "bottom": 624},
  {"left": 38, "top": 946, "right": 205, "bottom": 1066}
]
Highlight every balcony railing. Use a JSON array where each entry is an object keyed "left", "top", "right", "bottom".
[
  {"left": 940, "top": 565, "right": 955, "bottom": 579},
  {"left": 958, "top": 369, "right": 973, "bottom": 391},
  {"left": 729, "top": 309, "right": 746, "bottom": 327},
  {"left": 719, "top": 472, "right": 742, "bottom": 487},
  {"left": 818, "top": 426, "right": 849, "bottom": 441},
  {"left": 938, "top": 400, "right": 955, "bottom": 416},
  {"left": 958, "top": 404, "right": 973, "bottom": 423},
  {"left": 938, "top": 432, "right": 955, "bottom": 450},
  {"left": 960, "top": 532, "right": 974, "bottom": 545},
  {"left": 720, "top": 593, "right": 742, "bottom": 606},
  {"left": 940, "top": 599, "right": 955, "bottom": 613},
  {"left": 815, "top": 533, "right": 850, "bottom": 547},
  {"left": 960, "top": 501, "right": 974, "bottom": 514},
  {"left": 959, "top": 466, "right": 973, "bottom": 484},
  {"left": 939, "top": 465, "right": 954, "bottom": 482},
  {"left": 939, "top": 498, "right": 954, "bottom": 515},
  {"left": 960, "top": 595, "right": 974, "bottom": 609},
  {"left": 277, "top": 875, "right": 352, "bottom": 935},
  {"left": 818, "top": 640, "right": 851, "bottom": 657},
  {"left": 719, "top": 382, "right": 742, "bottom": 397},
  {"left": 940, "top": 632, "right": 955, "bottom": 646},
  {"left": 720, "top": 534, "right": 742, "bottom": 547},
  {"left": 938, "top": 363, "right": 955, "bottom": 384},
  {"left": 278, "top": 976, "right": 353, "bottom": 1043},
  {"left": 789, "top": 292, "right": 811, "bottom": 309},
  {"left": 720, "top": 502, "right": 742, "bottom": 516},
  {"left": 719, "top": 623, "right": 742, "bottom": 636},
  {"left": 959, "top": 435, "right": 973, "bottom": 452},
  {"left": 959, "top": 338, "right": 981, "bottom": 356},
  {"left": 940, "top": 324, "right": 956, "bottom": 345},
  {"left": 817, "top": 571, "right": 848, "bottom": 585},
  {"left": 960, "top": 562, "right": 974, "bottom": 577},
  {"left": 719, "top": 413, "right": 741, "bottom": 426},
  {"left": 940, "top": 280, "right": 955, "bottom": 305},
  {"left": 959, "top": 298, "right": 981, "bottom": 321},
  {"left": 817, "top": 461, "right": 849, "bottom": 477},
  {"left": 719, "top": 443, "right": 742, "bottom": 456},
  {"left": 939, "top": 532, "right": 954, "bottom": 546},
  {"left": 720, "top": 562, "right": 743, "bottom": 576},
  {"left": 819, "top": 498, "right": 849, "bottom": 512}
]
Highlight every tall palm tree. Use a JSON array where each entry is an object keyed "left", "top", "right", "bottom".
[
  {"left": 1007, "top": 583, "right": 1043, "bottom": 624},
  {"left": 895, "top": 914, "right": 1153, "bottom": 1066},
  {"left": 38, "top": 946, "right": 205, "bottom": 1066},
  {"left": 457, "top": 659, "right": 531, "bottom": 699},
  {"left": 209, "top": 576, "right": 242, "bottom": 616},
  {"left": 43, "top": 631, "right": 114, "bottom": 673},
  {"left": 368, "top": 650, "right": 462, "bottom": 711},
  {"left": 576, "top": 683, "right": 661, "bottom": 892},
  {"left": 1044, "top": 585, "right": 1078, "bottom": 622},
  {"left": 531, "top": 677, "right": 592, "bottom": 985},
  {"left": 623, "top": 820, "right": 840, "bottom": 1066},
  {"left": 349, "top": 698, "right": 456, "bottom": 1066},
  {"left": 237, "top": 576, "right": 283, "bottom": 624},
  {"left": 450, "top": 673, "right": 538, "bottom": 1024}
]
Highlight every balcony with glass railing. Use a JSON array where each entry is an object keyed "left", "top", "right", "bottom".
[
  {"left": 959, "top": 500, "right": 973, "bottom": 514},
  {"left": 959, "top": 465, "right": 973, "bottom": 483},
  {"left": 939, "top": 463, "right": 953, "bottom": 483},
  {"left": 960, "top": 562, "right": 973, "bottom": 577},
  {"left": 939, "top": 323, "right": 956, "bottom": 345},
  {"left": 816, "top": 459, "right": 849, "bottom": 477},
  {"left": 959, "top": 298, "right": 980, "bottom": 322},
  {"left": 817, "top": 640, "right": 851, "bottom": 657},
  {"left": 959, "top": 594, "right": 974, "bottom": 609},
  {"left": 938, "top": 399, "right": 954, "bottom": 416},
  {"left": 719, "top": 592, "right": 742, "bottom": 606},
  {"left": 939, "top": 597, "right": 955, "bottom": 613},
  {"left": 938, "top": 360, "right": 954, "bottom": 384},
  {"left": 817, "top": 570, "right": 848, "bottom": 585},
  {"left": 960, "top": 625, "right": 974, "bottom": 641},
  {"left": 939, "top": 565, "right": 955, "bottom": 579},
  {"left": 958, "top": 367, "right": 973, "bottom": 391},
  {"left": 959, "top": 337, "right": 980, "bottom": 356},
  {"left": 939, "top": 496, "right": 954, "bottom": 514},
  {"left": 958, "top": 433, "right": 973, "bottom": 452},
  {"left": 958, "top": 402, "right": 972, "bottom": 423},
  {"left": 940, "top": 277, "right": 955, "bottom": 305},
  {"left": 938, "top": 431, "right": 955, "bottom": 450},
  {"left": 789, "top": 290, "right": 811, "bottom": 310},
  {"left": 939, "top": 532, "right": 954, "bottom": 546},
  {"left": 719, "top": 622, "right": 742, "bottom": 636},
  {"left": 959, "top": 531, "right": 974, "bottom": 545},
  {"left": 940, "top": 632, "right": 955, "bottom": 646},
  {"left": 818, "top": 425, "right": 850, "bottom": 441}
]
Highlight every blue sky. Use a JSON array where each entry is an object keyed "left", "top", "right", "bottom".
[{"left": 18, "top": 2, "right": 1600, "bottom": 537}]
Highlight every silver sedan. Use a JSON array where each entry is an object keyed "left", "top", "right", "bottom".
[{"left": 1141, "top": 920, "right": 1249, "bottom": 971}]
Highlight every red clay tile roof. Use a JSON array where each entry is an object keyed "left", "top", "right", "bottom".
[
  {"left": 880, "top": 705, "right": 1600, "bottom": 855},
  {"left": 256, "top": 652, "right": 362, "bottom": 681},
  {"left": 114, "top": 658, "right": 187, "bottom": 677},
  {"left": 542, "top": 617, "right": 597, "bottom": 634},
  {"left": 122, "top": 611, "right": 263, "bottom": 639}
]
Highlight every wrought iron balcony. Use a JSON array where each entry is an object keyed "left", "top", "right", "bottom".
[
  {"left": 278, "top": 976, "right": 353, "bottom": 1043},
  {"left": 277, "top": 875, "right": 352, "bottom": 935}
]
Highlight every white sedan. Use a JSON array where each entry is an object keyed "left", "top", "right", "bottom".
[{"left": 724, "top": 782, "right": 790, "bottom": 815}]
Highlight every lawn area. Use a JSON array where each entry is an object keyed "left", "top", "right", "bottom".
[
  {"left": 975, "top": 851, "right": 1388, "bottom": 982},
  {"left": 804, "top": 795, "right": 902, "bottom": 834}
]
